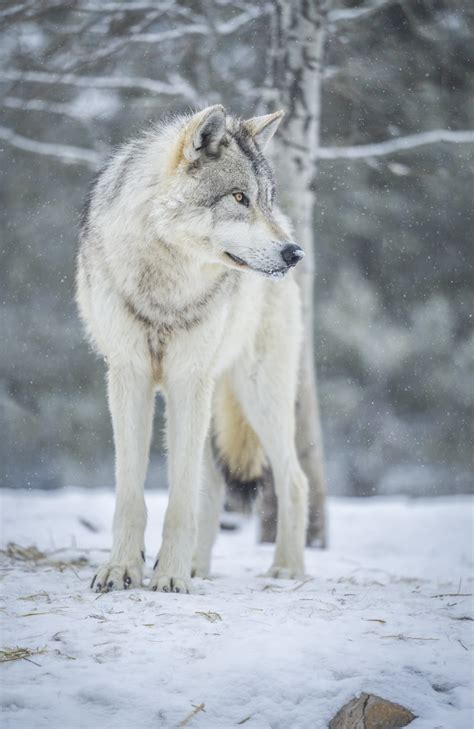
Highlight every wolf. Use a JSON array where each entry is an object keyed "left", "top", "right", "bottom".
[{"left": 76, "top": 105, "right": 308, "bottom": 593}]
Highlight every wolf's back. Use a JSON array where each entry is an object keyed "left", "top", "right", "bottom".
[{"left": 212, "top": 379, "right": 267, "bottom": 508}]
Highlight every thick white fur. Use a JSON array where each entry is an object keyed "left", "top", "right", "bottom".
[{"left": 77, "top": 109, "right": 308, "bottom": 593}]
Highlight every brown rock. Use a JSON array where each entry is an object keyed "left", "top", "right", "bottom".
[{"left": 329, "top": 693, "right": 416, "bottom": 729}]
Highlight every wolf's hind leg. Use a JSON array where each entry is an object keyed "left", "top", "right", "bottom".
[
  {"left": 91, "top": 365, "right": 155, "bottom": 593},
  {"left": 192, "top": 439, "right": 225, "bottom": 578},
  {"left": 232, "top": 351, "right": 308, "bottom": 579}
]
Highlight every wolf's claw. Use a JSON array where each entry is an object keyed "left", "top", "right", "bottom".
[
  {"left": 149, "top": 574, "right": 191, "bottom": 594},
  {"left": 91, "top": 560, "right": 143, "bottom": 592}
]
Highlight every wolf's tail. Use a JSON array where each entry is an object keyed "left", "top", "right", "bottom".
[{"left": 211, "top": 379, "right": 267, "bottom": 511}]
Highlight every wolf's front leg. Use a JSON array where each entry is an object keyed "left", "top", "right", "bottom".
[
  {"left": 91, "top": 366, "right": 155, "bottom": 593},
  {"left": 150, "top": 378, "right": 213, "bottom": 593}
]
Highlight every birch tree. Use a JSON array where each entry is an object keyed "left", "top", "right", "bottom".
[{"left": 258, "top": 0, "right": 330, "bottom": 547}]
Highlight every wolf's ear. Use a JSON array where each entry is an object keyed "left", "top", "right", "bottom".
[
  {"left": 243, "top": 110, "right": 284, "bottom": 149},
  {"left": 182, "top": 105, "right": 226, "bottom": 162}
]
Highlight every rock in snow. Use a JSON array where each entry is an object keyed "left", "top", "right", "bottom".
[{"left": 329, "top": 692, "right": 415, "bottom": 728}]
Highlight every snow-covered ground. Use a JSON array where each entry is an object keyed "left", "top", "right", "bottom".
[{"left": 0, "top": 489, "right": 472, "bottom": 729}]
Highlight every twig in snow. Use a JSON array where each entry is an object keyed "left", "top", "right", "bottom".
[
  {"left": 176, "top": 702, "right": 206, "bottom": 727},
  {"left": 431, "top": 593, "right": 472, "bottom": 598}
]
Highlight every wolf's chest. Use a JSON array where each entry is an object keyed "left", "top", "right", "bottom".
[{"left": 127, "top": 269, "right": 245, "bottom": 371}]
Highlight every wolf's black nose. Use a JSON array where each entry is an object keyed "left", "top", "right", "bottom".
[{"left": 281, "top": 243, "right": 304, "bottom": 267}]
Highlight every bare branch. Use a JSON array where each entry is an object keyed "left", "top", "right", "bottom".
[
  {"left": 0, "top": 0, "right": 66, "bottom": 26},
  {"left": 61, "top": 7, "right": 164, "bottom": 72},
  {"left": 3, "top": 96, "right": 89, "bottom": 120},
  {"left": 129, "top": 3, "right": 271, "bottom": 42},
  {"left": 77, "top": 1, "right": 204, "bottom": 25},
  {"left": 1, "top": 69, "right": 199, "bottom": 103},
  {"left": 78, "top": 1, "right": 180, "bottom": 11},
  {"left": 317, "top": 129, "right": 474, "bottom": 160},
  {"left": 216, "top": 4, "right": 272, "bottom": 34},
  {"left": 0, "top": 125, "right": 101, "bottom": 169},
  {"left": 328, "top": 0, "right": 395, "bottom": 25},
  {"left": 130, "top": 24, "right": 208, "bottom": 43},
  {"left": 0, "top": 2, "right": 35, "bottom": 20}
]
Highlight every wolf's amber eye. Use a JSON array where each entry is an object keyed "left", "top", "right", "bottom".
[{"left": 233, "top": 191, "right": 249, "bottom": 207}]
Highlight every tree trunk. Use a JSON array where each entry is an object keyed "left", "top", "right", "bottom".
[{"left": 259, "top": 0, "right": 329, "bottom": 547}]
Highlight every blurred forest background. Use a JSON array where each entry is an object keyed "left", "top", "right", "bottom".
[{"left": 1, "top": 0, "right": 473, "bottom": 496}]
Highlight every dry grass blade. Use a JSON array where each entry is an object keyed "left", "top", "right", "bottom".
[
  {"left": 0, "top": 646, "right": 46, "bottom": 666},
  {"left": 290, "top": 577, "right": 314, "bottom": 591},
  {"left": 88, "top": 613, "right": 108, "bottom": 622},
  {"left": 48, "top": 556, "right": 89, "bottom": 572},
  {"left": 78, "top": 517, "right": 99, "bottom": 533},
  {"left": 0, "top": 542, "right": 88, "bottom": 572},
  {"left": 195, "top": 611, "right": 222, "bottom": 623},
  {"left": 17, "top": 591, "right": 51, "bottom": 603},
  {"left": 176, "top": 702, "right": 205, "bottom": 727},
  {"left": 53, "top": 649, "right": 77, "bottom": 660},
  {"left": 2, "top": 543, "right": 45, "bottom": 562},
  {"left": 381, "top": 633, "right": 439, "bottom": 641},
  {"left": 365, "top": 618, "right": 386, "bottom": 624}
]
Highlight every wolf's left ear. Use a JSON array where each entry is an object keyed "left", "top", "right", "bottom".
[
  {"left": 183, "top": 105, "right": 226, "bottom": 162},
  {"left": 243, "top": 110, "right": 284, "bottom": 149}
]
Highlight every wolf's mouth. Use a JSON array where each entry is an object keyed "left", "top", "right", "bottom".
[
  {"left": 225, "top": 251, "right": 290, "bottom": 278},
  {"left": 224, "top": 252, "right": 248, "bottom": 267}
]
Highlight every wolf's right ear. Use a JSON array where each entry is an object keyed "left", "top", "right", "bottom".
[
  {"left": 182, "top": 105, "right": 226, "bottom": 163},
  {"left": 243, "top": 110, "right": 284, "bottom": 149}
]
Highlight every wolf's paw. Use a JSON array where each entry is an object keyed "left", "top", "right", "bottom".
[
  {"left": 90, "top": 560, "right": 143, "bottom": 592},
  {"left": 149, "top": 574, "right": 191, "bottom": 594},
  {"left": 265, "top": 564, "right": 305, "bottom": 580}
]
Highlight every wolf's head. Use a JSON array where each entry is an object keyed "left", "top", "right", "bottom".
[{"left": 160, "top": 105, "right": 304, "bottom": 278}]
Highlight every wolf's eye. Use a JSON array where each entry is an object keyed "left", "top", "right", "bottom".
[{"left": 233, "top": 191, "right": 249, "bottom": 207}]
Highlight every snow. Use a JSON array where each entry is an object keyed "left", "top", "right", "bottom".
[{"left": 1, "top": 489, "right": 473, "bottom": 729}]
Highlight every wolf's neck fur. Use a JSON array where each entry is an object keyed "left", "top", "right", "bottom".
[{"left": 117, "top": 235, "right": 239, "bottom": 362}]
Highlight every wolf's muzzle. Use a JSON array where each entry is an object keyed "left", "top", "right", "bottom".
[{"left": 281, "top": 243, "right": 304, "bottom": 268}]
